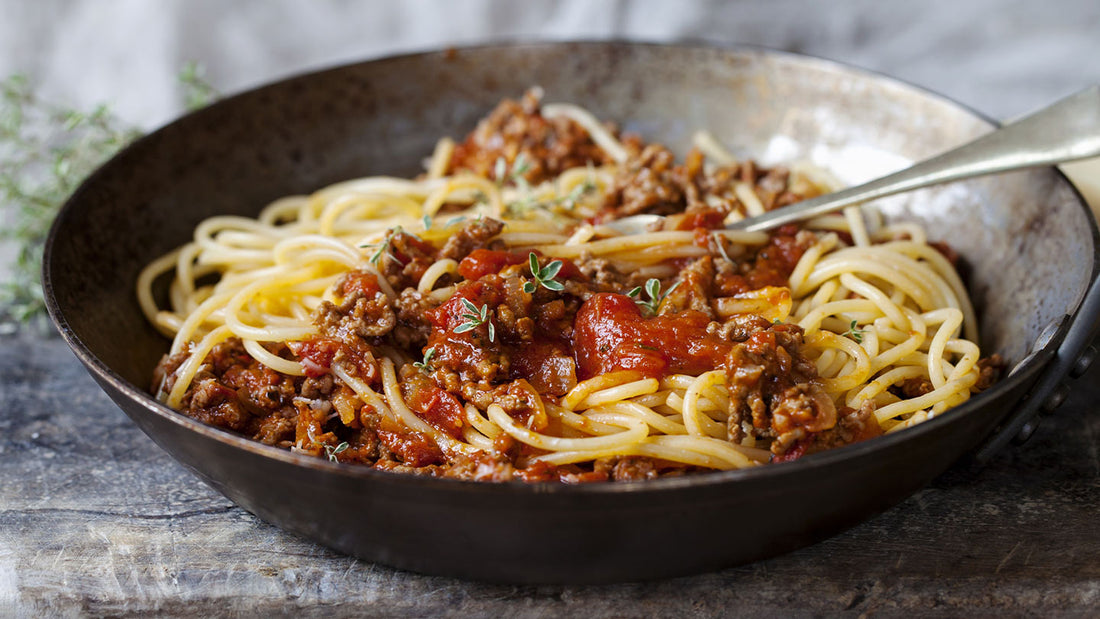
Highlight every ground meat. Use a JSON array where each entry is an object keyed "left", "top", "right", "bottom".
[
  {"left": 721, "top": 322, "right": 826, "bottom": 455},
  {"left": 378, "top": 229, "right": 438, "bottom": 290},
  {"left": 439, "top": 218, "right": 506, "bottom": 262},
  {"left": 774, "top": 401, "right": 883, "bottom": 462},
  {"left": 601, "top": 144, "right": 686, "bottom": 217},
  {"left": 707, "top": 313, "right": 774, "bottom": 343},
  {"left": 896, "top": 377, "right": 935, "bottom": 399},
  {"left": 172, "top": 339, "right": 299, "bottom": 447},
  {"left": 662, "top": 256, "right": 716, "bottom": 318},
  {"left": 316, "top": 289, "right": 395, "bottom": 339},
  {"left": 391, "top": 288, "right": 435, "bottom": 351},
  {"left": 441, "top": 452, "right": 516, "bottom": 482},
  {"left": 447, "top": 89, "right": 615, "bottom": 185},
  {"left": 458, "top": 379, "right": 543, "bottom": 428},
  {"left": 315, "top": 270, "right": 396, "bottom": 341},
  {"left": 716, "top": 226, "right": 816, "bottom": 295},
  {"left": 975, "top": 354, "right": 1005, "bottom": 390},
  {"left": 573, "top": 252, "right": 627, "bottom": 287},
  {"left": 595, "top": 144, "right": 815, "bottom": 224}
]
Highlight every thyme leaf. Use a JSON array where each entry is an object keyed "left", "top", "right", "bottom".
[
  {"left": 522, "top": 252, "right": 565, "bottom": 294},
  {"left": 178, "top": 61, "right": 220, "bottom": 111},
  {"left": 455, "top": 298, "right": 495, "bottom": 342},
  {"left": 413, "top": 347, "right": 436, "bottom": 373},
  {"left": 627, "top": 278, "right": 681, "bottom": 316},
  {"left": 1, "top": 63, "right": 220, "bottom": 329},
  {"left": 325, "top": 441, "right": 349, "bottom": 462},
  {"left": 360, "top": 225, "right": 405, "bottom": 266},
  {"left": 712, "top": 232, "right": 734, "bottom": 264},
  {"left": 845, "top": 320, "right": 864, "bottom": 343}
]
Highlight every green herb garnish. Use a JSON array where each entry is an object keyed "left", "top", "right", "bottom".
[
  {"left": 178, "top": 61, "right": 220, "bottom": 111},
  {"left": 361, "top": 226, "right": 405, "bottom": 266},
  {"left": 845, "top": 320, "right": 864, "bottom": 343},
  {"left": 556, "top": 177, "right": 597, "bottom": 211},
  {"left": 413, "top": 347, "right": 436, "bottom": 373},
  {"left": 454, "top": 298, "right": 495, "bottom": 342},
  {"left": 1, "top": 64, "right": 219, "bottom": 328},
  {"left": 627, "top": 278, "right": 681, "bottom": 316},
  {"left": 522, "top": 252, "right": 564, "bottom": 293},
  {"left": 325, "top": 441, "right": 349, "bottom": 462}
]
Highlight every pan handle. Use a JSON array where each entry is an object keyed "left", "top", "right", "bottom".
[{"left": 973, "top": 266, "right": 1100, "bottom": 463}]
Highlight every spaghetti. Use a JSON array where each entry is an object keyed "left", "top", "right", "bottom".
[{"left": 140, "top": 90, "right": 1000, "bottom": 482}]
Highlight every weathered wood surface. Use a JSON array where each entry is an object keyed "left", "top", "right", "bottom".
[{"left": 1, "top": 330, "right": 1098, "bottom": 617}]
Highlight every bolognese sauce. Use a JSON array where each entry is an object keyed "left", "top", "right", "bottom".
[{"left": 146, "top": 91, "right": 1001, "bottom": 482}]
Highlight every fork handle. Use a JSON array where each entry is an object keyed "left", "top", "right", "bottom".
[{"left": 732, "top": 86, "right": 1100, "bottom": 232}]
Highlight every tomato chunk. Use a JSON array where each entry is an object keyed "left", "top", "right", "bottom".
[
  {"left": 572, "top": 293, "right": 732, "bottom": 380},
  {"left": 457, "top": 249, "right": 527, "bottom": 280},
  {"left": 406, "top": 383, "right": 466, "bottom": 439}
]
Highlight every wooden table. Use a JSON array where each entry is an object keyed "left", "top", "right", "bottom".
[{"left": 2, "top": 328, "right": 1097, "bottom": 617}]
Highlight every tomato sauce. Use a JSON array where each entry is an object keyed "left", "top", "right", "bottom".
[
  {"left": 717, "top": 226, "right": 808, "bottom": 294},
  {"left": 573, "top": 293, "right": 732, "bottom": 380},
  {"left": 405, "top": 381, "right": 466, "bottom": 439},
  {"left": 339, "top": 271, "right": 382, "bottom": 298},
  {"left": 457, "top": 249, "right": 528, "bottom": 281}
]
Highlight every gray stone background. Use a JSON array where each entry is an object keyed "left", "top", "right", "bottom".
[{"left": 2, "top": 0, "right": 1100, "bottom": 616}]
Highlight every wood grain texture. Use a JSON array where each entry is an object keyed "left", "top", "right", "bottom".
[{"left": 1, "top": 331, "right": 1098, "bottom": 617}]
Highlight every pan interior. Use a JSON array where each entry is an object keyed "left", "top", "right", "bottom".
[{"left": 48, "top": 42, "right": 1094, "bottom": 420}]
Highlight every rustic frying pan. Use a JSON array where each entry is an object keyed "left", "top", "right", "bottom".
[{"left": 43, "top": 42, "right": 1100, "bottom": 583}]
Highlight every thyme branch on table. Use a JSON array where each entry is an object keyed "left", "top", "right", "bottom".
[
  {"left": 627, "top": 278, "right": 681, "bottom": 316},
  {"left": 178, "top": 61, "right": 219, "bottom": 111},
  {"left": 523, "top": 252, "right": 564, "bottom": 293},
  {"left": 454, "top": 298, "right": 495, "bottom": 342},
  {"left": 0, "top": 64, "right": 220, "bottom": 329}
]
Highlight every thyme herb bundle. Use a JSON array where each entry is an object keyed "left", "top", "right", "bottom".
[{"left": 0, "top": 64, "right": 217, "bottom": 331}]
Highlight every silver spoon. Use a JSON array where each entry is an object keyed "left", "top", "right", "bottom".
[{"left": 607, "top": 85, "right": 1100, "bottom": 234}]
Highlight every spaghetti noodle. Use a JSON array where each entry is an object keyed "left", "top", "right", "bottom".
[{"left": 140, "top": 90, "right": 1000, "bottom": 482}]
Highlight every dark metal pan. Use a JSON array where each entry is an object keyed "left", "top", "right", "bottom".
[{"left": 42, "top": 42, "right": 1100, "bottom": 584}]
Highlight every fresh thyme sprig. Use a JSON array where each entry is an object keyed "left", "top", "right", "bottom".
[
  {"left": 505, "top": 165, "right": 597, "bottom": 219},
  {"left": 523, "top": 252, "right": 564, "bottom": 293},
  {"left": 495, "top": 152, "right": 530, "bottom": 187},
  {"left": 627, "top": 278, "right": 682, "bottom": 316},
  {"left": 454, "top": 298, "right": 495, "bottom": 342},
  {"left": 361, "top": 226, "right": 405, "bottom": 266},
  {"left": 324, "top": 441, "right": 349, "bottom": 462},
  {"left": 845, "top": 320, "right": 864, "bottom": 343},
  {"left": 497, "top": 153, "right": 540, "bottom": 217},
  {"left": 1, "top": 64, "right": 220, "bottom": 329},
  {"left": 413, "top": 346, "right": 436, "bottom": 373},
  {"left": 178, "top": 61, "right": 219, "bottom": 111},
  {"left": 556, "top": 178, "right": 597, "bottom": 211},
  {"left": 0, "top": 75, "right": 143, "bottom": 329}
]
